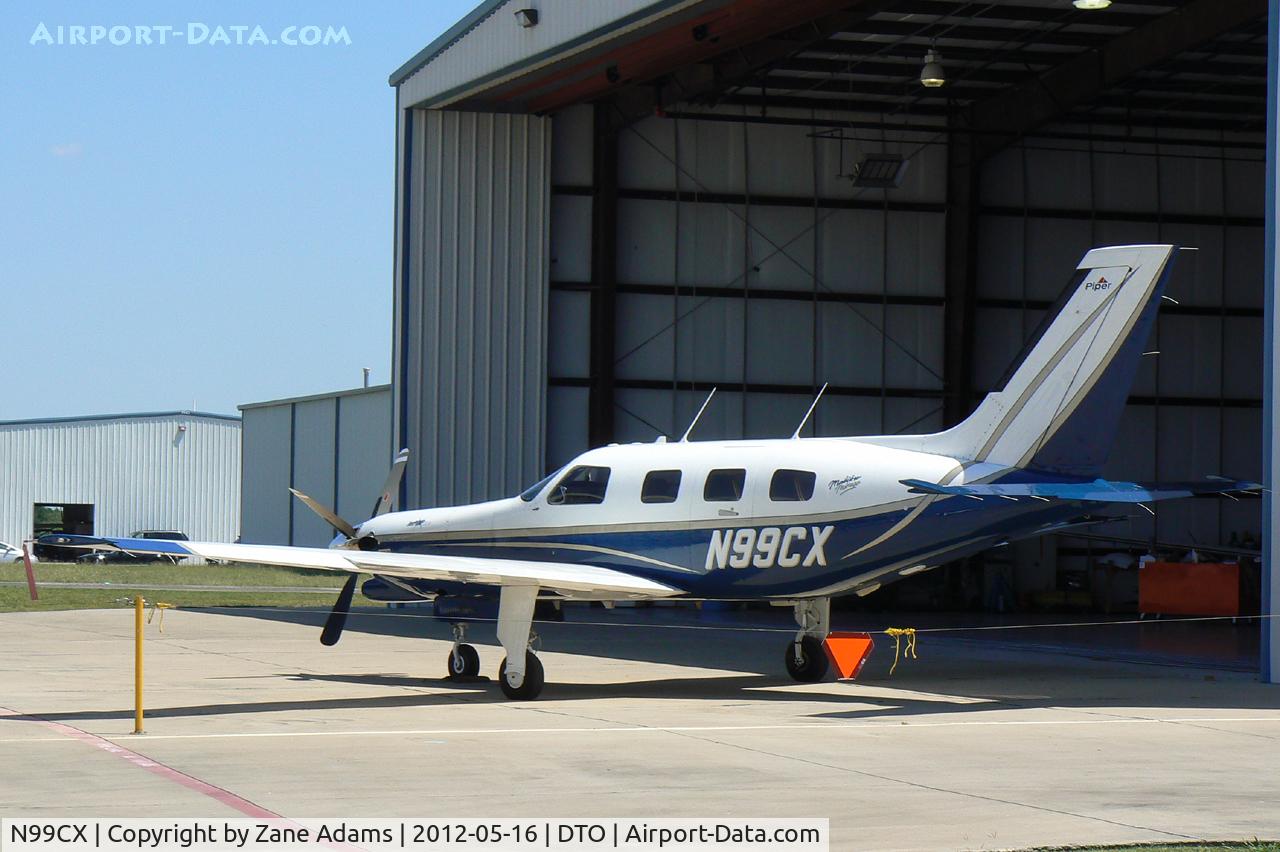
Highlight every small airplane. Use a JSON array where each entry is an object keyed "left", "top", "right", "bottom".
[{"left": 48, "top": 244, "right": 1260, "bottom": 700}]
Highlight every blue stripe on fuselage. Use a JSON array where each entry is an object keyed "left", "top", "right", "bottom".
[{"left": 380, "top": 496, "right": 1094, "bottom": 598}]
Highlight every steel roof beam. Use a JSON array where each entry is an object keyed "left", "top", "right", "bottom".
[
  {"left": 960, "top": 0, "right": 1267, "bottom": 160},
  {"left": 881, "top": 0, "right": 1162, "bottom": 28},
  {"left": 603, "top": 0, "right": 904, "bottom": 120}
]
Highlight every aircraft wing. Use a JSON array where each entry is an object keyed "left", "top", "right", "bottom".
[
  {"left": 901, "top": 477, "right": 1262, "bottom": 503},
  {"left": 37, "top": 535, "right": 680, "bottom": 598}
]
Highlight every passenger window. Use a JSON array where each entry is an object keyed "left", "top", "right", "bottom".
[
  {"left": 770, "top": 469, "right": 816, "bottom": 502},
  {"left": 703, "top": 469, "right": 746, "bottom": 502},
  {"left": 642, "top": 470, "right": 682, "bottom": 504},
  {"left": 547, "top": 466, "right": 611, "bottom": 505}
]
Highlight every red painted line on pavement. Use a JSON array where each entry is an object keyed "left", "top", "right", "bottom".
[
  {"left": 1, "top": 708, "right": 366, "bottom": 850},
  {"left": 0, "top": 706, "right": 279, "bottom": 817}
]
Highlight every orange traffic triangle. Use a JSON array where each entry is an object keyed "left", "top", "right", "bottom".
[{"left": 823, "top": 632, "right": 875, "bottom": 680}]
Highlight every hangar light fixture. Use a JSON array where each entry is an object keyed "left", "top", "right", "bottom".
[
  {"left": 920, "top": 45, "right": 945, "bottom": 88},
  {"left": 514, "top": 8, "right": 539, "bottom": 27},
  {"left": 1072, "top": 0, "right": 1111, "bottom": 8}
]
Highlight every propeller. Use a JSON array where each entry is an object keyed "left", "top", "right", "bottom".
[
  {"left": 372, "top": 448, "right": 411, "bottom": 518},
  {"left": 288, "top": 488, "right": 357, "bottom": 539},
  {"left": 321, "top": 574, "right": 358, "bottom": 646},
  {"left": 288, "top": 447, "right": 411, "bottom": 543},
  {"left": 284, "top": 448, "right": 411, "bottom": 646}
]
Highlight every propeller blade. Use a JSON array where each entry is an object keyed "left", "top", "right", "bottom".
[
  {"left": 289, "top": 488, "right": 358, "bottom": 539},
  {"left": 371, "top": 448, "right": 411, "bottom": 518},
  {"left": 320, "top": 574, "right": 358, "bottom": 646}
]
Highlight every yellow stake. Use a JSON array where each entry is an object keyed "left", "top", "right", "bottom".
[{"left": 133, "top": 595, "right": 144, "bottom": 735}]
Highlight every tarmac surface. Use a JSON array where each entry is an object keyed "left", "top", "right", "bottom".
[{"left": 0, "top": 604, "right": 1277, "bottom": 851}]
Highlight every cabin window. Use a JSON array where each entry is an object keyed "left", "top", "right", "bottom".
[
  {"left": 770, "top": 469, "right": 816, "bottom": 502},
  {"left": 703, "top": 469, "right": 746, "bottom": 502},
  {"left": 641, "top": 470, "right": 682, "bottom": 504},
  {"left": 547, "top": 466, "right": 611, "bottom": 505}
]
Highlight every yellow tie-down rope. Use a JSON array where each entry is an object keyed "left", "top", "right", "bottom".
[
  {"left": 883, "top": 627, "right": 918, "bottom": 675},
  {"left": 147, "top": 601, "right": 175, "bottom": 633}
]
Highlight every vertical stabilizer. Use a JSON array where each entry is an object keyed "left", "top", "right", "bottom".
[{"left": 862, "top": 244, "right": 1176, "bottom": 474}]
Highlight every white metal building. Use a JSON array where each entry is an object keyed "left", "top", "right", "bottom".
[
  {"left": 387, "top": 0, "right": 1277, "bottom": 680},
  {"left": 239, "top": 386, "right": 393, "bottom": 547},
  {"left": 0, "top": 411, "right": 241, "bottom": 548}
]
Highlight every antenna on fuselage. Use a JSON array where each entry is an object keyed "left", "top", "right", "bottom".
[
  {"left": 791, "top": 382, "right": 829, "bottom": 439},
  {"left": 679, "top": 388, "right": 717, "bottom": 442}
]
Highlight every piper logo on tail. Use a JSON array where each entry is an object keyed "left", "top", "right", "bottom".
[
  {"left": 706, "top": 525, "right": 833, "bottom": 570},
  {"left": 1085, "top": 275, "right": 1113, "bottom": 292}
]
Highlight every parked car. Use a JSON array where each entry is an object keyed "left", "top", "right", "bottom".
[
  {"left": 128, "top": 530, "right": 189, "bottom": 542},
  {"left": 0, "top": 541, "right": 36, "bottom": 564}
]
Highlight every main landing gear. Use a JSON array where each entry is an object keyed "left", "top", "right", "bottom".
[
  {"left": 444, "top": 586, "right": 545, "bottom": 700},
  {"left": 496, "top": 585, "right": 543, "bottom": 699},
  {"left": 784, "top": 598, "right": 830, "bottom": 682}
]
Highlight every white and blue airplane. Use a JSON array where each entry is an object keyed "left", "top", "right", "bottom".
[{"left": 50, "top": 244, "right": 1259, "bottom": 699}]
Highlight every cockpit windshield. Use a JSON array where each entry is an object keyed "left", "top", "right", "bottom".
[{"left": 518, "top": 467, "right": 564, "bottom": 502}]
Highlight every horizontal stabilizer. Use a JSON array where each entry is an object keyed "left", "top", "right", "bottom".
[{"left": 900, "top": 478, "right": 1261, "bottom": 504}]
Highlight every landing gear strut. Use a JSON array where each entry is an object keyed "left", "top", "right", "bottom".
[
  {"left": 446, "top": 623, "right": 481, "bottom": 678},
  {"left": 784, "top": 598, "right": 830, "bottom": 682},
  {"left": 496, "top": 585, "right": 544, "bottom": 700}
]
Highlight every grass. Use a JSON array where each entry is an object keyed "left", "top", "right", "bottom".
[
  {"left": 0, "top": 560, "right": 346, "bottom": 588},
  {"left": 0, "top": 561, "right": 374, "bottom": 613}
]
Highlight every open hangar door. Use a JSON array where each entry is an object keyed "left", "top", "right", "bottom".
[
  {"left": 544, "top": 2, "right": 1267, "bottom": 618},
  {"left": 392, "top": 0, "right": 1274, "bottom": 677}
]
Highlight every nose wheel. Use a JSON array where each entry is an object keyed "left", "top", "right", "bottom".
[
  {"left": 447, "top": 643, "right": 480, "bottom": 678},
  {"left": 445, "top": 622, "right": 481, "bottom": 679}
]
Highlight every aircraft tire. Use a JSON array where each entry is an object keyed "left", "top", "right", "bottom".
[
  {"left": 784, "top": 636, "right": 829, "bottom": 682},
  {"left": 447, "top": 643, "right": 481, "bottom": 678},
  {"left": 498, "top": 652, "right": 545, "bottom": 700}
]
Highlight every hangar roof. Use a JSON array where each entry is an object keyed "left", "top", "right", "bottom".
[
  {"left": 239, "top": 384, "right": 391, "bottom": 411},
  {"left": 0, "top": 411, "right": 240, "bottom": 427},
  {"left": 394, "top": 0, "right": 1267, "bottom": 134}
]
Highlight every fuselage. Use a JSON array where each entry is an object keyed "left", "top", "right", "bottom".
[{"left": 346, "top": 437, "right": 1096, "bottom": 600}]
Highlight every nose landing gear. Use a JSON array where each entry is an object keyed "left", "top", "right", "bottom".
[{"left": 446, "top": 623, "right": 481, "bottom": 678}]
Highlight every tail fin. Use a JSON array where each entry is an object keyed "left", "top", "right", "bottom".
[{"left": 866, "top": 244, "right": 1176, "bottom": 475}]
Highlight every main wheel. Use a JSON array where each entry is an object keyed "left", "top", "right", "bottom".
[
  {"left": 784, "top": 636, "right": 829, "bottom": 682},
  {"left": 446, "top": 643, "right": 480, "bottom": 678},
  {"left": 498, "top": 651, "right": 545, "bottom": 700}
]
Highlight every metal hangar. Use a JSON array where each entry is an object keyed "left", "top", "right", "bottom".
[
  {"left": 386, "top": 0, "right": 1276, "bottom": 681},
  {"left": 0, "top": 411, "right": 241, "bottom": 549}
]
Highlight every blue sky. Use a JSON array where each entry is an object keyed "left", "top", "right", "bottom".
[{"left": 0, "top": 1, "right": 476, "bottom": 420}]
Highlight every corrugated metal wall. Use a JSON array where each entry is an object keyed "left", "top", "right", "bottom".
[
  {"left": 980, "top": 124, "right": 1265, "bottom": 550},
  {"left": 240, "top": 386, "right": 392, "bottom": 546},
  {"left": 0, "top": 413, "right": 240, "bottom": 548},
  {"left": 548, "top": 104, "right": 949, "bottom": 467},
  {"left": 395, "top": 109, "right": 551, "bottom": 509}
]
